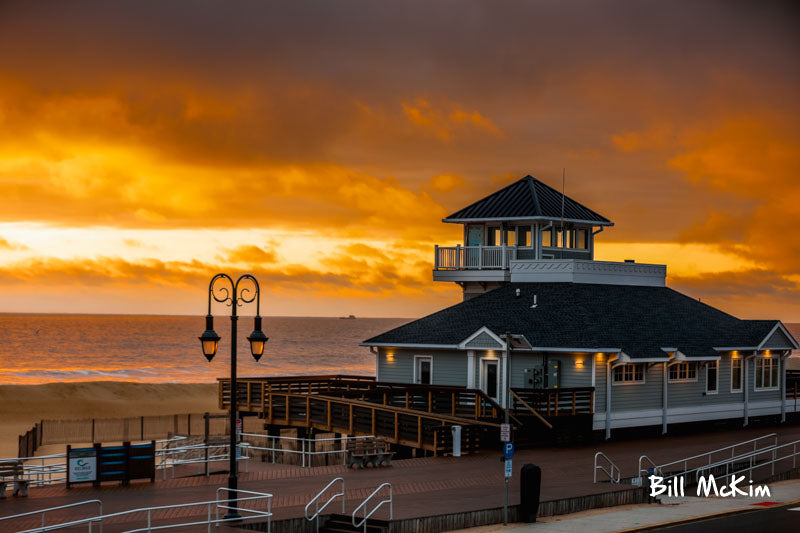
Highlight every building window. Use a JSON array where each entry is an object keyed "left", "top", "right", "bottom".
[
  {"left": 705, "top": 361, "right": 718, "bottom": 394},
  {"left": 542, "top": 228, "right": 553, "bottom": 247},
  {"left": 731, "top": 358, "right": 742, "bottom": 392},
  {"left": 755, "top": 358, "right": 779, "bottom": 390},
  {"left": 576, "top": 229, "right": 588, "bottom": 250},
  {"left": 487, "top": 226, "right": 501, "bottom": 246},
  {"left": 613, "top": 363, "right": 645, "bottom": 384},
  {"left": 668, "top": 362, "right": 697, "bottom": 382},
  {"left": 517, "top": 227, "right": 531, "bottom": 247}
]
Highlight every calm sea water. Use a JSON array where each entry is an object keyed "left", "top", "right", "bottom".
[{"left": 0, "top": 315, "right": 409, "bottom": 385}]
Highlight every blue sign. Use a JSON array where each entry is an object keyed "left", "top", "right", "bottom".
[{"left": 503, "top": 442, "right": 515, "bottom": 459}]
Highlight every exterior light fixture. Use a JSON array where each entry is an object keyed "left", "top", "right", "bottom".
[
  {"left": 247, "top": 316, "right": 269, "bottom": 361},
  {"left": 199, "top": 315, "right": 221, "bottom": 361}
]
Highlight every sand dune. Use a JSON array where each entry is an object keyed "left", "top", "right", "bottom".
[{"left": 0, "top": 381, "right": 222, "bottom": 458}]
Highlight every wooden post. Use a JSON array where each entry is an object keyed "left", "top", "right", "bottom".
[
  {"left": 405, "top": 391, "right": 409, "bottom": 409},
  {"left": 267, "top": 393, "right": 273, "bottom": 423},
  {"left": 547, "top": 394, "right": 551, "bottom": 416},
  {"left": 417, "top": 416, "right": 422, "bottom": 448},
  {"left": 572, "top": 392, "right": 576, "bottom": 415},
  {"left": 475, "top": 393, "right": 480, "bottom": 419},
  {"left": 327, "top": 400, "right": 332, "bottom": 431},
  {"left": 428, "top": 391, "right": 433, "bottom": 412},
  {"left": 433, "top": 429, "right": 438, "bottom": 457},
  {"left": 247, "top": 382, "right": 252, "bottom": 410},
  {"left": 306, "top": 396, "right": 311, "bottom": 426},
  {"left": 349, "top": 405, "right": 354, "bottom": 434},
  {"left": 394, "top": 412, "right": 399, "bottom": 442},
  {"left": 554, "top": 392, "right": 559, "bottom": 415},
  {"left": 452, "top": 392, "right": 456, "bottom": 416},
  {"left": 383, "top": 392, "right": 387, "bottom": 405},
  {"left": 141, "top": 416, "right": 145, "bottom": 440},
  {"left": 261, "top": 382, "right": 266, "bottom": 414},
  {"left": 371, "top": 409, "right": 376, "bottom": 435}
]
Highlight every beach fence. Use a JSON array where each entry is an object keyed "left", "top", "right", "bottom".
[{"left": 18, "top": 413, "right": 229, "bottom": 457}]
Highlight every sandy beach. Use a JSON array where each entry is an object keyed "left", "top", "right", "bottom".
[{"left": 0, "top": 381, "right": 222, "bottom": 458}]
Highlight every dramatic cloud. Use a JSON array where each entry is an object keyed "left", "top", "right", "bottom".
[{"left": 0, "top": 1, "right": 797, "bottom": 319}]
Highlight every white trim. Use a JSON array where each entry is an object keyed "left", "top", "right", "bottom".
[
  {"left": 754, "top": 357, "right": 780, "bottom": 391},
  {"left": 443, "top": 215, "right": 614, "bottom": 226},
  {"left": 500, "top": 349, "right": 508, "bottom": 409},
  {"left": 611, "top": 363, "right": 646, "bottom": 386},
  {"left": 730, "top": 356, "right": 743, "bottom": 393},
  {"left": 757, "top": 322, "right": 800, "bottom": 350},
  {"left": 591, "top": 354, "right": 596, "bottom": 387},
  {"left": 361, "top": 342, "right": 460, "bottom": 349},
  {"left": 592, "top": 398, "right": 800, "bottom": 430},
  {"left": 458, "top": 327, "right": 505, "bottom": 350},
  {"left": 413, "top": 355, "right": 433, "bottom": 385},
  {"left": 668, "top": 362, "right": 699, "bottom": 383},
  {"left": 715, "top": 346, "right": 758, "bottom": 351},
  {"left": 479, "top": 356, "right": 500, "bottom": 402},
  {"left": 664, "top": 349, "right": 720, "bottom": 362},
  {"left": 704, "top": 360, "right": 719, "bottom": 395},
  {"left": 466, "top": 350, "right": 475, "bottom": 389}
]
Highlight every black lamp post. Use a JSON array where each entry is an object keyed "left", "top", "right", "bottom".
[{"left": 199, "top": 273, "right": 268, "bottom": 519}]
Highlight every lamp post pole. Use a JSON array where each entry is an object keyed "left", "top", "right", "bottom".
[{"left": 199, "top": 273, "right": 268, "bottom": 520}]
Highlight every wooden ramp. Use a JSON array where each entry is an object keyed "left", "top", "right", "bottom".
[{"left": 219, "top": 376, "right": 505, "bottom": 455}]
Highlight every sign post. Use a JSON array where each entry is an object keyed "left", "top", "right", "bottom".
[{"left": 503, "top": 441, "right": 514, "bottom": 524}]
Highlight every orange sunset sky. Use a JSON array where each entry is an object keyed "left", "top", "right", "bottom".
[{"left": 0, "top": 1, "right": 798, "bottom": 321}]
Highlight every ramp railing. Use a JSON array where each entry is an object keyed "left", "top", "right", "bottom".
[
  {"left": 637, "top": 433, "right": 778, "bottom": 480},
  {"left": 305, "top": 477, "right": 345, "bottom": 532},
  {"left": 695, "top": 439, "right": 800, "bottom": 486},
  {"left": 0, "top": 500, "right": 102, "bottom": 532},
  {"left": 593, "top": 451, "right": 621, "bottom": 483},
  {"left": 352, "top": 482, "right": 392, "bottom": 533}
]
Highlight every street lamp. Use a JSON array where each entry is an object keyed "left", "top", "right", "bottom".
[{"left": 199, "top": 273, "right": 268, "bottom": 519}]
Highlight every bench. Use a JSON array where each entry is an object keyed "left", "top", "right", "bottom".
[
  {"left": 0, "top": 460, "right": 29, "bottom": 498},
  {"left": 346, "top": 438, "right": 394, "bottom": 469}
]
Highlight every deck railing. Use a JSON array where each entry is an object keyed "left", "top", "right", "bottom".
[
  {"left": 510, "top": 387, "right": 594, "bottom": 417},
  {"left": 434, "top": 245, "right": 526, "bottom": 270},
  {"left": 220, "top": 376, "right": 508, "bottom": 424}
]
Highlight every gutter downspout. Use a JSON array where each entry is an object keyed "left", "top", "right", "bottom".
[
  {"left": 744, "top": 351, "right": 756, "bottom": 426},
  {"left": 662, "top": 360, "right": 668, "bottom": 434},
  {"left": 605, "top": 353, "right": 619, "bottom": 440}
]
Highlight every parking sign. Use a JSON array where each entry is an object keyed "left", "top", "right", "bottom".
[
  {"left": 503, "top": 442, "right": 515, "bottom": 459},
  {"left": 504, "top": 459, "right": 512, "bottom": 478}
]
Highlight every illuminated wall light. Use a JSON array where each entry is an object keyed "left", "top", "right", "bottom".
[
  {"left": 386, "top": 351, "right": 395, "bottom": 362},
  {"left": 575, "top": 360, "right": 584, "bottom": 368}
]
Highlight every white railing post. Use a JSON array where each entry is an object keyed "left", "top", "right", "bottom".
[
  {"left": 478, "top": 245, "right": 483, "bottom": 269},
  {"left": 455, "top": 244, "right": 461, "bottom": 269},
  {"left": 501, "top": 243, "right": 507, "bottom": 269}
]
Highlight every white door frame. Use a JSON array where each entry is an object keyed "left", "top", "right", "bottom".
[
  {"left": 413, "top": 355, "right": 433, "bottom": 385},
  {"left": 479, "top": 357, "right": 500, "bottom": 401}
]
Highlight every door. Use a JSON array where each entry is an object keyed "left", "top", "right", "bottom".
[
  {"left": 481, "top": 359, "right": 499, "bottom": 401},
  {"left": 467, "top": 226, "right": 482, "bottom": 268},
  {"left": 415, "top": 356, "right": 432, "bottom": 385}
]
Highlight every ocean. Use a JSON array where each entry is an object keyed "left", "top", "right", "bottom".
[{"left": 0, "top": 315, "right": 409, "bottom": 385}]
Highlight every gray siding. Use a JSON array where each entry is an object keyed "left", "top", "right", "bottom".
[
  {"left": 377, "top": 348, "right": 467, "bottom": 386},
  {"left": 465, "top": 331, "right": 503, "bottom": 349},
  {"left": 762, "top": 328, "right": 796, "bottom": 350},
  {"left": 508, "top": 353, "right": 593, "bottom": 389},
  {"left": 610, "top": 363, "right": 663, "bottom": 412}
]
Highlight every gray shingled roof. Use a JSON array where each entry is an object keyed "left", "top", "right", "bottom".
[
  {"left": 363, "top": 283, "right": 791, "bottom": 358},
  {"left": 444, "top": 175, "right": 612, "bottom": 225}
]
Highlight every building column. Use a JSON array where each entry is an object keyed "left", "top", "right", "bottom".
[
  {"left": 662, "top": 362, "right": 668, "bottom": 434},
  {"left": 467, "top": 350, "right": 475, "bottom": 389},
  {"left": 744, "top": 354, "right": 752, "bottom": 426},
  {"left": 501, "top": 348, "right": 508, "bottom": 409},
  {"left": 781, "top": 351, "right": 787, "bottom": 423},
  {"left": 605, "top": 355, "right": 616, "bottom": 440}
]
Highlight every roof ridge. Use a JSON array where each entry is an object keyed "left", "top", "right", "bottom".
[{"left": 525, "top": 175, "right": 542, "bottom": 216}]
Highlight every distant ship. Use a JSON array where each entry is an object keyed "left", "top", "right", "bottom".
[{"left": 339, "top": 314, "right": 356, "bottom": 320}]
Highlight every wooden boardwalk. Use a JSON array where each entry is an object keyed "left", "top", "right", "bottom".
[{"left": 3, "top": 424, "right": 800, "bottom": 532}]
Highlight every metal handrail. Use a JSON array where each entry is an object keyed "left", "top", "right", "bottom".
[
  {"left": 695, "top": 438, "right": 800, "bottom": 485},
  {"left": 352, "top": 482, "right": 392, "bottom": 533},
  {"left": 241, "top": 433, "right": 375, "bottom": 467},
  {"left": 305, "top": 477, "right": 345, "bottom": 532},
  {"left": 0, "top": 500, "right": 102, "bottom": 531},
  {"left": 593, "top": 452, "right": 621, "bottom": 483},
  {"left": 16, "top": 488, "right": 272, "bottom": 533},
  {"left": 637, "top": 455, "right": 659, "bottom": 478},
  {"left": 644, "top": 433, "right": 777, "bottom": 480}
]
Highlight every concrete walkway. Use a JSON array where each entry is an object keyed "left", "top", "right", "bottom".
[{"left": 460, "top": 479, "right": 800, "bottom": 532}]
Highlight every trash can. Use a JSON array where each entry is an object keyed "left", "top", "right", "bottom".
[
  {"left": 520, "top": 463, "right": 541, "bottom": 522},
  {"left": 451, "top": 425, "right": 462, "bottom": 457}
]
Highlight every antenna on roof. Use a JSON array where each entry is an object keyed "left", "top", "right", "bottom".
[{"left": 561, "top": 168, "right": 566, "bottom": 241}]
